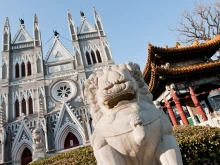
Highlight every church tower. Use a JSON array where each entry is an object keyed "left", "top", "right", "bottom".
[
  {"left": 1, "top": 16, "right": 46, "bottom": 163},
  {"left": 2, "top": 17, "right": 10, "bottom": 80},
  {"left": 0, "top": 9, "right": 115, "bottom": 164},
  {"left": 68, "top": 8, "right": 114, "bottom": 76}
]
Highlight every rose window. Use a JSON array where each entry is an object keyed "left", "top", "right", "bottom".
[
  {"left": 57, "top": 85, "right": 71, "bottom": 98},
  {"left": 51, "top": 80, "right": 77, "bottom": 102}
]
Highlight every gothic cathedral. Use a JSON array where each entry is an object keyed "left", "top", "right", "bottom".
[{"left": 0, "top": 8, "right": 114, "bottom": 165}]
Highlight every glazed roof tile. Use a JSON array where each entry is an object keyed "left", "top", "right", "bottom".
[{"left": 143, "top": 35, "right": 220, "bottom": 79}]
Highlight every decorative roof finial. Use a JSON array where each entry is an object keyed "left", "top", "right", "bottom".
[
  {"left": 19, "top": 18, "right": 24, "bottom": 25},
  {"left": 53, "top": 30, "right": 59, "bottom": 37},
  {"left": 80, "top": 11, "right": 85, "bottom": 17}
]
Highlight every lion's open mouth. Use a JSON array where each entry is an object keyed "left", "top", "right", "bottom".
[{"left": 104, "top": 92, "right": 136, "bottom": 109}]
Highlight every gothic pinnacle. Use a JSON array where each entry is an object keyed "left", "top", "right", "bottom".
[
  {"left": 68, "top": 10, "right": 72, "bottom": 20},
  {"left": 93, "top": 7, "right": 98, "bottom": 16},
  {"left": 34, "top": 14, "right": 38, "bottom": 23},
  {"left": 4, "top": 17, "right": 9, "bottom": 27}
]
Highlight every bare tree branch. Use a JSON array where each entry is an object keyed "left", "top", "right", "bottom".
[{"left": 172, "top": 0, "right": 220, "bottom": 44}]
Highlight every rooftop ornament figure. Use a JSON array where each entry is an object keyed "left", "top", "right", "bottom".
[
  {"left": 32, "top": 123, "right": 46, "bottom": 162},
  {"left": 80, "top": 11, "right": 85, "bottom": 17},
  {"left": 19, "top": 18, "right": 24, "bottom": 25},
  {"left": 53, "top": 30, "right": 59, "bottom": 37}
]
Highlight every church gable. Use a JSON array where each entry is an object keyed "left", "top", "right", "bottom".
[
  {"left": 18, "top": 130, "right": 30, "bottom": 142},
  {"left": 60, "top": 110, "right": 74, "bottom": 128},
  {"left": 54, "top": 103, "right": 83, "bottom": 137},
  {"left": 11, "top": 121, "right": 33, "bottom": 152},
  {"left": 78, "top": 19, "right": 96, "bottom": 34},
  {"left": 45, "top": 38, "right": 74, "bottom": 63},
  {"left": 12, "top": 27, "right": 33, "bottom": 44}
]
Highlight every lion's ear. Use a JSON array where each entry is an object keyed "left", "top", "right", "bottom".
[
  {"left": 84, "top": 74, "right": 98, "bottom": 96},
  {"left": 126, "top": 62, "right": 151, "bottom": 91},
  {"left": 89, "top": 84, "right": 97, "bottom": 95},
  {"left": 126, "top": 62, "right": 142, "bottom": 81}
]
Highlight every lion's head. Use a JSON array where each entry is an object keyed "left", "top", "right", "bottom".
[
  {"left": 84, "top": 62, "right": 153, "bottom": 126},
  {"left": 33, "top": 126, "right": 44, "bottom": 143}
]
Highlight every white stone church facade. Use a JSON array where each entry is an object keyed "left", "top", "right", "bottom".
[{"left": 0, "top": 8, "right": 114, "bottom": 164}]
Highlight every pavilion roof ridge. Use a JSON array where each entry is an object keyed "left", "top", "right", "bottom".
[{"left": 149, "top": 35, "right": 220, "bottom": 52}]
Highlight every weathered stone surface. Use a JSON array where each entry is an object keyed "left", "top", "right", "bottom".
[
  {"left": 32, "top": 125, "right": 46, "bottom": 162},
  {"left": 84, "top": 62, "right": 183, "bottom": 165}
]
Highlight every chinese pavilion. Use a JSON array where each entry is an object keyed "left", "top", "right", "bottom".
[{"left": 143, "top": 35, "right": 220, "bottom": 126}]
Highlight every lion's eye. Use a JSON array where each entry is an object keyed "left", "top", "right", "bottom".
[{"left": 89, "top": 88, "right": 97, "bottom": 95}]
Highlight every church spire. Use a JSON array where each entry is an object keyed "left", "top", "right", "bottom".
[
  {"left": 33, "top": 14, "right": 41, "bottom": 46},
  {"left": 2, "top": 17, "right": 11, "bottom": 51},
  {"left": 93, "top": 7, "right": 105, "bottom": 36},
  {"left": 68, "top": 10, "right": 78, "bottom": 41},
  {"left": 34, "top": 14, "right": 38, "bottom": 23}
]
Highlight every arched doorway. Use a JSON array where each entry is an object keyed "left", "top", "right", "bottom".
[
  {"left": 64, "top": 132, "right": 79, "bottom": 149},
  {"left": 21, "top": 148, "right": 32, "bottom": 165}
]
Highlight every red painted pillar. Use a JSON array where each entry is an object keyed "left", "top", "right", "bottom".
[
  {"left": 189, "top": 86, "right": 208, "bottom": 121},
  {"left": 164, "top": 98, "right": 178, "bottom": 126},
  {"left": 170, "top": 89, "right": 189, "bottom": 125}
]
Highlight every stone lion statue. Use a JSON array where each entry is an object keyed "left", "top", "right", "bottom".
[
  {"left": 32, "top": 125, "right": 46, "bottom": 162},
  {"left": 84, "top": 62, "right": 183, "bottom": 165}
]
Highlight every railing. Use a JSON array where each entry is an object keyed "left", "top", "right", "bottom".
[
  {"left": 11, "top": 43, "right": 34, "bottom": 50},
  {"left": 78, "top": 33, "right": 98, "bottom": 39},
  {"left": 197, "top": 116, "right": 220, "bottom": 127}
]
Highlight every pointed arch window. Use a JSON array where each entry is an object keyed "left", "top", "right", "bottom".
[
  {"left": 97, "top": 20, "right": 102, "bottom": 31},
  {"left": 105, "top": 46, "right": 111, "bottom": 60},
  {"left": 96, "top": 50, "right": 102, "bottom": 63},
  {"left": 15, "top": 63, "right": 19, "bottom": 78},
  {"left": 15, "top": 99, "right": 19, "bottom": 117},
  {"left": 37, "top": 58, "right": 42, "bottom": 73},
  {"left": 2, "top": 63, "right": 7, "bottom": 79},
  {"left": 27, "top": 61, "right": 32, "bottom": 76},
  {"left": 35, "top": 29, "right": 40, "bottom": 46},
  {"left": 34, "top": 29, "right": 39, "bottom": 41},
  {"left": 28, "top": 97, "right": 33, "bottom": 114},
  {"left": 91, "top": 51, "right": 97, "bottom": 64},
  {"left": 22, "top": 98, "right": 26, "bottom": 115},
  {"left": 70, "top": 24, "right": 74, "bottom": 34},
  {"left": 21, "top": 62, "right": 25, "bottom": 77},
  {"left": 70, "top": 24, "right": 76, "bottom": 41},
  {"left": 3, "top": 33, "right": 8, "bottom": 45},
  {"left": 86, "top": 51, "right": 91, "bottom": 65}
]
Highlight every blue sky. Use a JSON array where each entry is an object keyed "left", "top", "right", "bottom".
[{"left": 0, "top": 0, "right": 211, "bottom": 70}]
